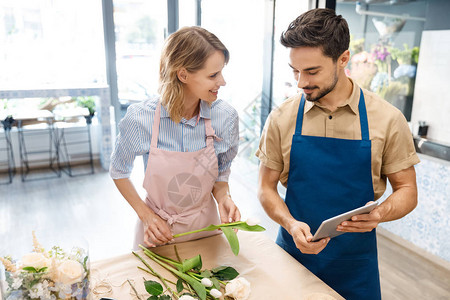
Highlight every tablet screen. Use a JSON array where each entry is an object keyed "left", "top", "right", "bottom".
[{"left": 311, "top": 202, "right": 378, "bottom": 242}]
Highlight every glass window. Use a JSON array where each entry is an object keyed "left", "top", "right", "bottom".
[
  {"left": 201, "top": 0, "right": 266, "bottom": 163},
  {"left": 272, "top": 1, "right": 310, "bottom": 108},
  {"left": 0, "top": 0, "right": 106, "bottom": 89},
  {"left": 179, "top": 0, "right": 198, "bottom": 28},
  {"left": 336, "top": 0, "right": 427, "bottom": 120},
  {"left": 113, "top": 0, "right": 168, "bottom": 119}
]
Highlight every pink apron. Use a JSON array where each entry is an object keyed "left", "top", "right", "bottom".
[{"left": 133, "top": 102, "right": 221, "bottom": 249}]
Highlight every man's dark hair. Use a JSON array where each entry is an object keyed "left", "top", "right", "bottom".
[{"left": 280, "top": 8, "right": 350, "bottom": 62}]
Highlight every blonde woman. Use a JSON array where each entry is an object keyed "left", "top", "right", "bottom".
[{"left": 110, "top": 26, "right": 241, "bottom": 249}]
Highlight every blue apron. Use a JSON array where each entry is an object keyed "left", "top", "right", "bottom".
[{"left": 276, "top": 90, "right": 381, "bottom": 300}]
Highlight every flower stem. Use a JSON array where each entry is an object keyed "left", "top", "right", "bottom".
[
  {"left": 173, "top": 221, "right": 245, "bottom": 238},
  {"left": 127, "top": 278, "right": 143, "bottom": 300},
  {"left": 132, "top": 251, "right": 178, "bottom": 298},
  {"left": 137, "top": 267, "right": 177, "bottom": 286}
]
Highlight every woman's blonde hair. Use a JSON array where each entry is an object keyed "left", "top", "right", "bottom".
[{"left": 158, "top": 26, "right": 229, "bottom": 123}]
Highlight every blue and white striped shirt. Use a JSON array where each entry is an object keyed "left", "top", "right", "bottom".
[{"left": 109, "top": 97, "right": 239, "bottom": 182}]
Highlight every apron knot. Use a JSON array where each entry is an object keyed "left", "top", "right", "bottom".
[{"left": 157, "top": 208, "right": 189, "bottom": 226}]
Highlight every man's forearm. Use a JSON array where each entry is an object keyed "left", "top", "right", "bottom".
[{"left": 379, "top": 166, "right": 418, "bottom": 223}]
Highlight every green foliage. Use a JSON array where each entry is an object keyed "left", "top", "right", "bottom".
[
  {"left": 76, "top": 96, "right": 96, "bottom": 115},
  {"left": 172, "top": 221, "right": 266, "bottom": 256},
  {"left": 22, "top": 266, "right": 48, "bottom": 273},
  {"left": 390, "top": 44, "right": 420, "bottom": 65},
  {"left": 145, "top": 280, "right": 163, "bottom": 296},
  {"left": 180, "top": 255, "right": 202, "bottom": 272},
  {"left": 176, "top": 278, "right": 184, "bottom": 293},
  {"left": 350, "top": 35, "right": 365, "bottom": 54},
  {"left": 135, "top": 246, "right": 241, "bottom": 300},
  {"left": 211, "top": 266, "right": 239, "bottom": 281},
  {"left": 126, "top": 16, "right": 157, "bottom": 44},
  {"left": 221, "top": 227, "right": 239, "bottom": 256}
]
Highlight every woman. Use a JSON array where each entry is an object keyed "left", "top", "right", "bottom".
[{"left": 110, "top": 26, "right": 241, "bottom": 249}]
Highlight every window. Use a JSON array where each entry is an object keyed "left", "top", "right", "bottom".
[{"left": 0, "top": 0, "right": 106, "bottom": 89}]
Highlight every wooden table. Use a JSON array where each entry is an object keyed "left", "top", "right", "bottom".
[{"left": 90, "top": 231, "right": 343, "bottom": 300}]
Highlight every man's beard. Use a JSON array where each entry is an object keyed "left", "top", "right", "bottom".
[{"left": 304, "top": 70, "right": 338, "bottom": 102}]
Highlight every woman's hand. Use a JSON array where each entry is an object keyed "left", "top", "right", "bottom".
[
  {"left": 140, "top": 209, "right": 173, "bottom": 247},
  {"left": 217, "top": 196, "right": 241, "bottom": 223},
  {"left": 212, "top": 181, "right": 241, "bottom": 223}
]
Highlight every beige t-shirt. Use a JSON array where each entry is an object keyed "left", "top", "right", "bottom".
[{"left": 255, "top": 78, "right": 420, "bottom": 200}]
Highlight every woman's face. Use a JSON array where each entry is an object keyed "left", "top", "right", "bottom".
[{"left": 183, "top": 50, "right": 226, "bottom": 103}]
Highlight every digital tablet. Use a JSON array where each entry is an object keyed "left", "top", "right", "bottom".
[{"left": 311, "top": 202, "right": 378, "bottom": 242}]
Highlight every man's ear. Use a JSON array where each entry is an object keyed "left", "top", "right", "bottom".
[
  {"left": 339, "top": 50, "right": 350, "bottom": 68},
  {"left": 177, "top": 68, "right": 188, "bottom": 83}
]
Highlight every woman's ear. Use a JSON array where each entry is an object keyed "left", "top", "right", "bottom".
[{"left": 177, "top": 68, "right": 188, "bottom": 83}]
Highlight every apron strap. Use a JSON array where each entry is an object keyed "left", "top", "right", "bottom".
[
  {"left": 357, "top": 89, "right": 370, "bottom": 141},
  {"left": 151, "top": 102, "right": 162, "bottom": 148},
  {"left": 295, "top": 88, "right": 370, "bottom": 141}
]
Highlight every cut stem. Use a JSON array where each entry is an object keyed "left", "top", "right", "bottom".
[{"left": 132, "top": 251, "right": 178, "bottom": 298}]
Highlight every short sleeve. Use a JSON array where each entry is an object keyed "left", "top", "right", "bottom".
[
  {"left": 109, "top": 107, "right": 143, "bottom": 179},
  {"left": 381, "top": 111, "right": 420, "bottom": 175},
  {"left": 255, "top": 111, "right": 284, "bottom": 171},
  {"left": 216, "top": 108, "right": 239, "bottom": 182}
]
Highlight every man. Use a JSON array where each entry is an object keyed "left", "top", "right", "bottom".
[{"left": 255, "top": 8, "right": 419, "bottom": 300}]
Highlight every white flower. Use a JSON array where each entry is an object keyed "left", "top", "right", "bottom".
[
  {"left": 225, "top": 277, "right": 251, "bottom": 300},
  {"left": 55, "top": 259, "right": 84, "bottom": 285},
  {"left": 201, "top": 277, "right": 213, "bottom": 287},
  {"left": 21, "top": 252, "right": 49, "bottom": 270},
  {"left": 210, "top": 288, "right": 222, "bottom": 298},
  {"left": 179, "top": 295, "right": 197, "bottom": 300},
  {"left": 245, "top": 217, "right": 260, "bottom": 227},
  {"left": 11, "top": 276, "right": 23, "bottom": 290},
  {"left": 28, "top": 282, "right": 44, "bottom": 299}
]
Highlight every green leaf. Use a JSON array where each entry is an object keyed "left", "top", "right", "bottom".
[
  {"left": 200, "top": 270, "right": 212, "bottom": 278},
  {"left": 210, "top": 277, "right": 220, "bottom": 290},
  {"left": 212, "top": 266, "right": 239, "bottom": 281},
  {"left": 147, "top": 296, "right": 158, "bottom": 300},
  {"left": 159, "top": 295, "right": 171, "bottom": 300},
  {"left": 142, "top": 248, "right": 207, "bottom": 300},
  {"left": 37, "top": 267, "right": 48, "bottom": 273},
  {"left": 181, "top": 255, "right": 202, "bottom": 272},
  {"left": 144, "top": 280, "right": 163, "bottom": 296},
  {"left": 176, "top": 278, "right": 184, "bottom": 293},
  {"left": 22, "top": 266, "right": 38, "bottom": 273},
  {"left": 221, "top": 227, "right": 239, "bottom": 256},
  {"left": 224, "top": 222, "right": 266, "bottom": 232}
]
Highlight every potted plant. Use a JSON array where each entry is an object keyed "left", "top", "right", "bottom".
[{"left": 76, "top": 96, "right": 96, "bottom": 124}]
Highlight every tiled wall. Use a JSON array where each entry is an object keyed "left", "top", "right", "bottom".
[{"left": 380, "top": 153, "right": 450, "bottom": 262}]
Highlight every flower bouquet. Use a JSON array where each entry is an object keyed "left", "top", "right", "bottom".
[
  {"left": 131, "top": 219, "right": 264, "bottom": 300},
  {"left": 0, "top": 232, "right": 89, "bottom": 300},
  {"left": 133, "top": 246, "right": 251, "bottom": 300}
]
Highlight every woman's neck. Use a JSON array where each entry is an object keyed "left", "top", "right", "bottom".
[{"left": 182, "top": 99, "right": 201, "bottom": 120}]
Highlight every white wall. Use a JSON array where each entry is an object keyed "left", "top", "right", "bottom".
[{"left": 411, "top": 30, "right": 450, "bottom": 143}]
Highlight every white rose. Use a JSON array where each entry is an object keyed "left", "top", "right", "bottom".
[
  {"left": 179, "top": 295, "right": 197, "bottom": 300},
  {"left": 21, "top": 253, "right": 49, "bottom": 270},
  {"left": 245, "top": 217, "right": 260, "bottom": 226},
  {"left": 225, "top": 277, "right": 251, "bottom": 300},
  {"left": 210, "top": 288, "right": 222, "bottom": 298},
  {"left": 56, "top": 260, "right": 84, "bottom": 285},
  {"left": 201, "top": 277, "right": 213, "bottom": 287}
]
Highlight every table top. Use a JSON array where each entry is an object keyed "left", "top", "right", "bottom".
[{"left": 90, "top": 231, "right": 343, "bottom": 300}]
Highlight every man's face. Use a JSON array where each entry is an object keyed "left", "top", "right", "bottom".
[{"left": 289, "top": 47, "right": 339, "bottom": 102}]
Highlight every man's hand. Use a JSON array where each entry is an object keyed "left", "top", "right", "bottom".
[
  {"left": 288, "top": 221, "right": 330, "bottom": 254},
  {"left": 336, "top": 201, "right": 382, "bottom": 233}
]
